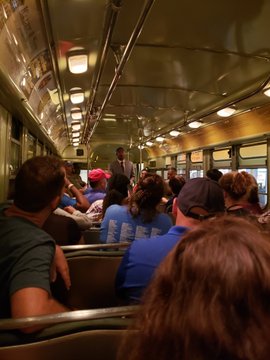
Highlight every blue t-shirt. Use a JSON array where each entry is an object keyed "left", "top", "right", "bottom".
[
  {"left": 58, "top": 194, "right": 77, "bottom": 209},
  {"left": 115, "top": 226, "right": 189, "bottom": 302},
  {"left": 84, "top": 189, "right": 106, "bottom": 204},
  {"left": 100, "top": 204, "right": 173, "bottom": 243}
]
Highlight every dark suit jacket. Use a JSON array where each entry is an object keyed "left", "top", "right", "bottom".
[{"left": 109, "top": 160, "right": 135, "bottom": 179}]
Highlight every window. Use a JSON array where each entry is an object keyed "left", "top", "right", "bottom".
[
  {"left": 10, "top": 117, "right": 22, "bottom": 176},
  {"left": 241, "top": 168, "right": 267, "bottom": 208},
  {"left": 27, "top": 133, "right": 36, "bottom": 159}
]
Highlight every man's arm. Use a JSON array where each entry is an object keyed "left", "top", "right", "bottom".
[
  {"left": 50, "top": 245, "right": 71, "bottom": 289},
  {"left": 11, "top": 287, "right": 70, "bottom": 333},
  {"left": 65, "top": 179, "right": 90, "bottom": 212}
]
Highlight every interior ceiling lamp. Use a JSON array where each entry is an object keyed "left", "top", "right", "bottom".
[
  {"left": 188, "top": 121, "right": 202, "bottom": 129},
  {"left": 71, "top": 107, "right": 82, "bottom": 120},
  {"left": 156, "top": 136, "right": 165, "bottom": 142},
  {"left": 217, "top": 107, "right": 236, "bottom": 117},
  {"left": 146, "top": 141, "right": 153, "bottom": 146},
  {"left": 71, "top": 121, "right": 81, "bottom": 131},
  {"left": 263, "top": 88, "right": 270, "bottom": 97},
  {"left": 70, "top": 87, "right": 84, "bottom": 104},
  {"left": 71, "top": 131, "right": 80, "bottom": 138},
  {"left": 67, "top": 48, "right": 88, "bottom": 74},
  {"left": 103, "top": 117, "right": 117, "bottom": 122},
  {"left": 169, "top": 130, "right": 181, "bottom": 137}
]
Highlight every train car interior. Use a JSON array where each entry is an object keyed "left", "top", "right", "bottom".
[
  {"left": 0, "top": 0, "right": 270, "bottom": 204},
  {"left": 0, "top": 0, "right": 270, "bottom": 357}
]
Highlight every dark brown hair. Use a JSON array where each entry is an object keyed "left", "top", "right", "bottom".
[
  {"left": 14, "top": 156, "right": 65, "bottom": 212},
  {"left": 129, "top": 173, "right": 165, "bottom": 222},
  {"left": 120, "top": 216, "right": 270, "bottom": 360},
  {"left": 102, "top": 173, "right": 130, "bottom": 217},
  {"left": 219, "top": 171, "right": 257, "bottom": 201}
]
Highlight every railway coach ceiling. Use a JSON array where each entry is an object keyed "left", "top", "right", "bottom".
[{"left": 0, "top": 0, "right": 270, "bottom": 159}]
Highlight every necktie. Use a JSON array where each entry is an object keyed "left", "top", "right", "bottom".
[{"left": 120, "top": 161, "right": 124, "bottom": 173}]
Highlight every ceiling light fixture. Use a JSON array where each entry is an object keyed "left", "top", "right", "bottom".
[
  {"left": 71, "top": 121, "right": 81, "bottom": 131},
  {"left": 156, "top": 136, "right": 165, "bottom": 142},
  {"left": 146, "top": 141, "right": 153, "bottom": 146},
  {"left": 169, "top": 130, "right": 181, "bottom": 137},
  {"left": 103, "top": 118, "right": 117, "bottom": 122},
  {"left": 217, "top": 107, "right": 236, "bottom": 117},
  {"left": 70, "top": 87, "right": 84, "bottom": 104},
  {"left": 71, "top": 107, "right": 82, "bottom": 120},
  {"left": 71, "top": 131, "right": 80, "bottom": 138},
  {"left": 188, "top": 121, "right": 202, "bottom": 129},
  {"left": 263, "top": 88, "right": 270, "bottom": 97},
  {"left": 67, "top": 49, "right": 88, "bottom": 74}
]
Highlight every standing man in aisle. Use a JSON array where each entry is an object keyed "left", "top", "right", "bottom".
[{"left": 109, "top": 147, "right": 135, "bottom": 184}]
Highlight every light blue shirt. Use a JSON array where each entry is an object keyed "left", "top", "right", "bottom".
[{"left": 100, "top": 204, "right": 173, "bottom": 243}]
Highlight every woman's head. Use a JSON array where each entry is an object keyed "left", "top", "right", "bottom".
[
  {"left": 122, "top": 216, "right": 270, "bottom": 360},
  {"left": 219, "top": 171, "right": 258, "bottom": 204},
  {"left": 107, "top": 173, "right": 130, "bottom": 196},
  {"left": 102, "top": 173, "right": 130, "bottom": 217},
  {"left": 129, "top": 173, "right": 165, "bottom": 222},
  {"left": 168, "top": 176, "right": 186, "bottom": 195}
]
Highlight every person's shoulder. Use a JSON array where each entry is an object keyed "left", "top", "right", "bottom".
[
  {"left": 155, "top": 212, "right": 173, "bottom": 224},
  {"left": 106, "top": 204, "right": 127, "bottom": 215},
  {"left": 131, "top": 226, "right": 185, "bottom": 251},
  {"left": 129, "top": 232, "right": 169, "bottom": 255},
  {"left": 130, "top": 235, "right": 154, "bottom": 252},
  {"left": 1, "top": 216, "right": 55, "bottom": 247}
]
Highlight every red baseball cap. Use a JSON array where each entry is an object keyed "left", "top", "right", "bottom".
[{"left": 88, "top": 168, "right": 111, "bottom": 182}]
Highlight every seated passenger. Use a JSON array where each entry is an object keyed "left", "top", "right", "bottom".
[
  {"left": 165, "top": 176, "right": 186, "bottom": 213},
  {"left": 64, "top": 161, "right": 85, "bottom": 194},
  {"left": 115, "top": 177, "right": 225, "bottom": 303},
  {"left": 0, "top": 156, "right": 71, "bottom": 332},
  {"left": 54, "top": 199, "right": 103, "bottom": 230},
  {"left": 58, "top": 176, "right": 90, "bottom": 212},
  {"left": 164, "top": 167, "right": 178, "bottom": 196},
  {"left": 119, "top": 216, "right": 270, "bottom": 360},
  {"left": 84, "top": 168, "right": 110, "bottom": 203},
  {"left": 100, "top": 174, "right": 173, "bottom": 243},
  {"left": 102, "top": 173, "right": 131, "bottom": 217},
  {"left": 55, "top": 174, "right": 131, "bottom": 230},
  {"left": 133, "top": 169, "right": 148, "bottom": 193},
  {"left": 206, "top": 168, "right": 223, "bottom": 182},
  {"left": 219, "top": 171, "right": 262, "bottom": 215}
]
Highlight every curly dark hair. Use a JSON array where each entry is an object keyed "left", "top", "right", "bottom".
[
  {"left": 102, "top": 173, "right": 130, "bottom": 217},
  {"left": 129, "top": 173, "right": 165, "bottom": 222}
]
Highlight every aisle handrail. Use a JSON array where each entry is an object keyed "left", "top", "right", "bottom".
[
  {"left": 0, "top": 305, "right": 139, "bottom": 331},
  {"left": 61, "top": 242, "right": 130, "bottom": 251}
]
